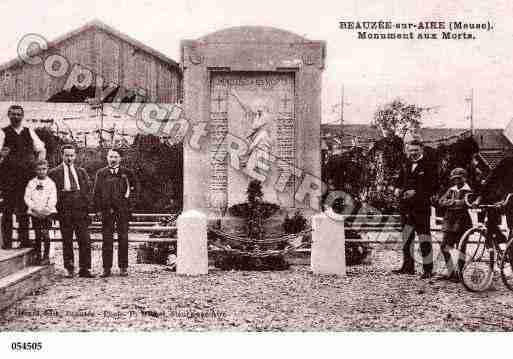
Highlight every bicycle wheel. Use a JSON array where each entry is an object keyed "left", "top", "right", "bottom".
[
  {"left": 500, "top": 238, "right": 513, "bottom": 291},
  {"left": 458, "top": 227, "right": 495, "bottom": 292}
]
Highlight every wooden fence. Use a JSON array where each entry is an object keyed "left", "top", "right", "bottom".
[{"left": 2, "top": 207, "right": 509, "bottom": 245}]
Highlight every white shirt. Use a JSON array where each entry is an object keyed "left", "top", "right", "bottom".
[
  {"left": 63, "top": 163, "right": 80, "bottom": 191},
  {"left": 24, "top": 176, "right": 57, "bottom": 215},
  {"left": 449, "top": 183, "right": 471, "bottom": 193},
  {"left": 410, "top": 154, "right": 423, "bottom": 172},
  {"left": 0, "top": 126, "right": 45, "bottom": 152}
]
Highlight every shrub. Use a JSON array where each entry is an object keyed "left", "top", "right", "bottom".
[{"left": 282, "top": 211, "right": 307, "bottom": 234}]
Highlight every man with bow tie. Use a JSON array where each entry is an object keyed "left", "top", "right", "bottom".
[
  {"left": 393, "top": 139, "right": 439, "bottom": 279},
  {"left": 93, "top": 148, "right": 137, "bottom": 277},
  {"left": 48, "top": 144, "right": 94, "bottom": 278}
]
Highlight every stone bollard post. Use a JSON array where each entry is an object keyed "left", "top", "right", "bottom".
[
  {"left": 177, "top": 210, "right": 208, "bottom": 275},
  {"left": 311, "top": 210, "right": 346, "bottom": 276},
  {"left": 430, "top": 206, "right": 437, "bottom": 229}
]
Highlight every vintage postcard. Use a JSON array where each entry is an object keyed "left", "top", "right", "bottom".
[{"left": 0, "top": 0, "right": 511, "bottom": 357}]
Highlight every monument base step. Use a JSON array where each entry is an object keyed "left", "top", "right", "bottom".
[
  {"left": 0, "top": 249, "right": 36, "bottom": 279},
  {"left": 284, "top": 249, "right": 311, "bottom": 266},
  {"left": 0, "top": 264, "right": 54, "bottom": 312}
]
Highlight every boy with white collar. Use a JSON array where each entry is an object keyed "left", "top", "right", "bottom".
[
  {"left": 438, "top": 167, "right": 472, "bottom": 281},
  {"left": 24, "top": 159, "right": 57, "bottom": 264}
]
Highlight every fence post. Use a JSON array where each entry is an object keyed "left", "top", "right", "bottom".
[
  {"left": 430, "top": 206, "right": 437, "bottom": 229},
  {"left": 501, "top": 214, "right": 507, "bottom": 232},
  {"left": 0, "top": 213, "right": 3, "bottom": 248}
]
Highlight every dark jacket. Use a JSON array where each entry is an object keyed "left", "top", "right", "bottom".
[
  {"left": 481, "top": 155, "right": 513, "bottom": 204},
  {"left": 438, "top": 183, "right": 472, "bottom": 233},
  {"left": 2, "top": 126, "right": 36, "bottom": 167},
  {"left": 478, "top": 156, "right": 513, "bottom": 233},
  {"left": 48, "top": 164, "right": 92, "bottom": 213},
  {"left": 0, "top": 126, "right": 36, "bottom": 191},
  {"left": 93, "top": 166, "right": 137, "bottom": 212},
  {"left": 397, "top": 155, "right": 439, "bottom": 212}
]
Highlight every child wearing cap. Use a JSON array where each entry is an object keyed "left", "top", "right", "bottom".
[{"left": 438, "top": 167, "right": 472, "bottom": 281}]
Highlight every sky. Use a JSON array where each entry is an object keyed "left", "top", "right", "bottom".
[{"left": 0, "top": 0, "right": 512, "bottom": 129}]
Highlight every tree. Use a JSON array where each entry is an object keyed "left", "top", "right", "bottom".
[{"left": 372, "top": 99, "right": 423, "bottom": 139}]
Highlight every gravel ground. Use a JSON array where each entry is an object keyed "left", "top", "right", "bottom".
[{"left": 1, "top": 241, "right": 513, "bottom": 331}]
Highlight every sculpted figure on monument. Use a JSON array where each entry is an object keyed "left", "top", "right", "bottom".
[
  {"left": 230, "top": 91, "right": 278, "bottom": 197},
  {"left": 231, "top": 90, "right": 276, "bottom": 162},
  {"left": 245, "top": 99, "right": 276, "bottom": 165}
]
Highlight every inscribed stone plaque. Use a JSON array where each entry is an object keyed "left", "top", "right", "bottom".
[{"left": 209, "top": 72, "right": 296, "bottom": 207}]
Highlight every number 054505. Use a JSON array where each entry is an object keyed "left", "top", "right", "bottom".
[{"left": 11, "top": 342, "right": 42, "bottom": 351}]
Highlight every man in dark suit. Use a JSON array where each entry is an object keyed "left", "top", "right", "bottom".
[
  {"left": 474, "top": 155, "right": 513, "bottom": 243},
  {"left": 93, "top": 148, "right": 137, "bottom": 277},
  {"left": 48, "top": 144, "right": 94, "bottom": 278},
  {"left": 393, "top": 139, "right": 439, "bottom": 279}
]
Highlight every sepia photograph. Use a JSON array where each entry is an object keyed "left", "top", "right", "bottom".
[{"left": 0, "top": 0, "right": 512, "bottom": 356}]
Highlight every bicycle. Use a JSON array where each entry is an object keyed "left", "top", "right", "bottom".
[{"left": 458, "top": 193, "right": 513, "bottom": 292}]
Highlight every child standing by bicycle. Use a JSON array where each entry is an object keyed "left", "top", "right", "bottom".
[{"left": 438, "top": 167, "right": 473, "bottom": 282}]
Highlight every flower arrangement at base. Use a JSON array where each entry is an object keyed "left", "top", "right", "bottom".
[{"left": 208, "top": 180, "right": 309, "bottom": 271}]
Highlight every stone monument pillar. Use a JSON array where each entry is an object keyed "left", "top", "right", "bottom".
[
  {"left": 176, "top": 210, "right": 208, "bottom": 275},
  {"left": 311, "top": 210, "right": 346, "bottom": 276},
  {"left": 181, "top": 26, "right": 326, "bottom": 216}
]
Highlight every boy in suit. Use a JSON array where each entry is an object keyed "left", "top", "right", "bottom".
[
  {"left": 48, "top": 144, "right": 94, "bottom": 278},
  {"left": 24, "top": 159, "right": 57, "bottom": 265},
  {"left": 93, "top": 148, "right": 137, "bottom": 277}
]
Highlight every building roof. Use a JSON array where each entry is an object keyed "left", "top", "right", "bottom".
[
  {"left": 322, "top": 123, "right": 382, "bottom": 140},
  {"left": 321, "top": 123, "right": 382, "bottom": 145},
  {"left": 321, "top": 124, "right": 513, "bottom": 151},
  {"left": 0, "top": 19, "right": 180, "bottom": 73},
  {"left": 420, "top": 128, "right": 512, "bottom": 150},
  {"left": 321, "top": 123, "right": 383, "bottom": 150}
]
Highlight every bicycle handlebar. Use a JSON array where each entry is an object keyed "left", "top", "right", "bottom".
[{"left": 464, "top": 192, "right": 513, "bottom": 209}]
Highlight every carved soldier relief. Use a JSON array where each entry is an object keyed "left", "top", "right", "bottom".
[{"left": 209, "top": 73, "right": 295, "bottom": 207}]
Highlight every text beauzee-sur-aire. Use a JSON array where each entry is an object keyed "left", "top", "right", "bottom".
[{"left": 339, "top": 21, "right": 491, "bottom": 31}]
